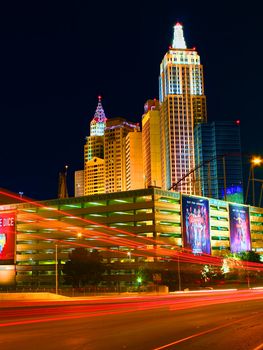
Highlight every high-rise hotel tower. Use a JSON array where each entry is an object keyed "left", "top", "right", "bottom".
[
  {"left": 104, "top": 118, "right": 141, "bottom": 193},
  {"left": 84, "top": 96, "right": 107, "bottom": 162},
  {"left": 84, "top": 96, "right": 107, "bottom": 195},
  {"left": 159, "top": 23, "right": 207, "bottom": 193},
  {"left": 142, "top": 99, "right": 162, "bottom": 189}
]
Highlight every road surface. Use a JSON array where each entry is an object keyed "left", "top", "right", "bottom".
[{"left": 1, "top": 289, "right": 263, "bottom": 349}]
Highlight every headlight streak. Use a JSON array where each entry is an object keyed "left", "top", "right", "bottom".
[
  {"left": 1, "top": 290, "right": 263, "bottom": 328},
  {"left": 253, "top": 342, "right": 263, "bottom": 350}
]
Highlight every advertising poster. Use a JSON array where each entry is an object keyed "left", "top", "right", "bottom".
[
  {"left": 0, "top": 211, "right": 16, "bottom": 263},
  {"left": 182, "top": 195, "right": 211, "bottom": 254},
  {"left": 229, "top": 204, "right": 251, "bottom": 253}
]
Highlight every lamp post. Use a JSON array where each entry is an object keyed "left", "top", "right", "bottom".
[
  {"left": 246, "top": 260, "right": 250, "bottom": 289},
  {"left": 246, "top": 157, "right": 262, "bottom": 205},
  {"left": 222, "top": 156, "right": 227, "bottom": 201},
  {"left": 55, "top": 244, "right": 58, "bottom": 294},
  {"left": 177, "top": 251, "right": 182, "bottom": 291},
  {"left": 252, "top": 157, "right": 262, "bottom": 206}
]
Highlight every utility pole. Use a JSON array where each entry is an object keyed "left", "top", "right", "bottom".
[
  {"left": 177, "top": 251, "right": 181, "bottom": 291},
  {"left": 259, "top": 183, "right": 263, "bottom": 207},
  {"left": 247, "top": 260, "right": 250, "bottom": 289},
  {"left": 55, "top": 244, "right": 58, "bottom": 294},
  {"left": 222, "top": 156, "right": 227, "bottom": 201},
  {"left": 245, "top": 157, "right": 262, "bottom": 205},
  {"left": 207, "top": 162, "right": 211, "bottom": 198},
  {"left": 252, "top": 165, "right": 255, "bottom": 206}
]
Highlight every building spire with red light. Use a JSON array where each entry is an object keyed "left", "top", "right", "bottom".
[
  {"left": 172, "top": 22, "right": 187, "bottom": 49},
  {"left": 90, "top": 95, "right": 107, "bottom": 136}
]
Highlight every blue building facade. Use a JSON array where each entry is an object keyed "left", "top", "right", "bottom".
[{"left": 194, "top": 121, "right": 243, "bottom": 203}]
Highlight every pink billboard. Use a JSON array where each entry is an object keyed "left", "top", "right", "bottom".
[
  {"left": 0, "top": 211, "right": 16, "bottom": 262},
  {"left": 229, "top": 204, "right": 251, "bottom": 253}
]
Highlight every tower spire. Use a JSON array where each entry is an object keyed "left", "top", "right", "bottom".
[
  {"left": 172, "top": 22, "right": 187, "bottom": 49},
  {"left": 93, "top": 95, "right": 107, "bottom": 124},
  {"left": 90, "top": 95, "right": 107, "bottom": 136}
]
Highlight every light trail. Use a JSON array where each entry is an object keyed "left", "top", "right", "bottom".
[
  {"left": 0, "top": 309, "right": 136, "bottom": 328},
  {"left": 169, "top": 291, "right": 263, "bottom": 311},
  {"left": 0, "top": 297, "right": 177, "bottom": 327},
  {"left": 2, "top": 189, "right": 263, "bottom": 273},
  {"left": 16, "top": 211, "right": 220, "bottom": 264},
  {"left": 1, "top": 290, "right": 263, "bottom": 328},
  {"left": 3, "top": 189, "right": 234, "bottom": 270},
  {"left": 16, "top": 232, "right": 152, "bottom": 260},
  {"left": 1, "top": 189, "right": 184, "bottom": 259},
  {"left": 18, "top": 211, "right": 149, "bottom": 249},
  {"left": 0, "top": 189, "right": 194, "bottom": 255},
  {"left": 1, "top": 189, "right": 166, "bottom": 246}
]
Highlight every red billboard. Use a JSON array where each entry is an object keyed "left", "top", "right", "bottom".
[{"left": 0, "top": 211, "right": 16, "bottom": 262}]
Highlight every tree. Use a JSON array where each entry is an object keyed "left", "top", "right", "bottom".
[
  {"left": 200, "top": 264, "right": 224, "bottom": 286},
  {"left": 237, "top": 250, "right": 261, "bottom": 263},
  {"left": 227, "top": 250, "right": 261, "bottom": 263},
  {"left": 223, "top": 251, "right": 262, "bottom": 284},
  {"left": 63, "top": 248, "right": 105, "bottom": 287}
]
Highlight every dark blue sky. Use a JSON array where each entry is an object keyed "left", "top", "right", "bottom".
[{"left": 0, "top": 1, "right": 262, "bottom": 200}]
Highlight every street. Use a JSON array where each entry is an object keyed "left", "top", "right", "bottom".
[{"left": 1, "top": 290, "right": 263, "bottom": 349}]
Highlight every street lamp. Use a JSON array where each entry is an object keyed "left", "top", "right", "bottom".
[
  {"left": 246, "top": 156, "right": 263, "bottom": 205},
  {"left": 55, "top": 244, "right": 58, "bottom": 294},
  {"left": 246, "top": 260, "right": 250, "bottom": 289},
  {"left": 177, "top": 251, "right": 182, "bottom": 291},
  {"left": 252, "top": 157, "right": 262, "bottom": 206}
]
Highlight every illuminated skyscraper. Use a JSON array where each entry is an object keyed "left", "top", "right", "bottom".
[
  {"left": 104, "top": 118, "right": 140, "bottom": 193},
  {"left": 159, "top": 23, "right": 207, "bottom": 193},
  {"left": 84, "top": 96, "right": 107, "bottom": 163},
  {"left": 142, "top": 99, "right": 162, "bottom": 188},
  {"left": 84, "top": 157, "right": 105, "bottom": 195},
  {"left": 84, "top": 96, "right": 107, "bottom": 195},
  {"left": 125, "top": 131, "right": 144, "bottom": 190}
]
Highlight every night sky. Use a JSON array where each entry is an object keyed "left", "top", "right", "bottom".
[{"left": 0, "top": 1, "right": 262, "bottom": 200}]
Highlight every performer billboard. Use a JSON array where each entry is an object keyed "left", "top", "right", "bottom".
[
  {"left": 0, "top": 211, "right": 16, "bottom": 263},
  {"left": 229, "top": 204, "right": 251, "bottom": 253},
  {"left": 182, "top": 195, "right": 211, "bottom": 254}
]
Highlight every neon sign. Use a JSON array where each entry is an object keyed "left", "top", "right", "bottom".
[{"left": 0, "top": 211, "right": 16, "bottom": 262}]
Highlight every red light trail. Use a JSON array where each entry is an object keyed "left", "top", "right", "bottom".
[
  {"left": 1, "top": 189, "right": 263, "bottom": 273},
  {"left": 1, "top": 290, "right": 263, "bottom": 328}
]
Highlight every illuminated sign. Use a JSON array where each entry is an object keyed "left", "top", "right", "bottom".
[
  {"left": 229, "top": 204, "right": 251, "bottom": 253},
  {"left": 182, "top": 195, "right": 211, "bottom": 254},
  {"left": 221, "top": 185, "right": 243, "bottom": 204},
  {"left": 0, "top": 211, "right": 16, "bottom": 263}
]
